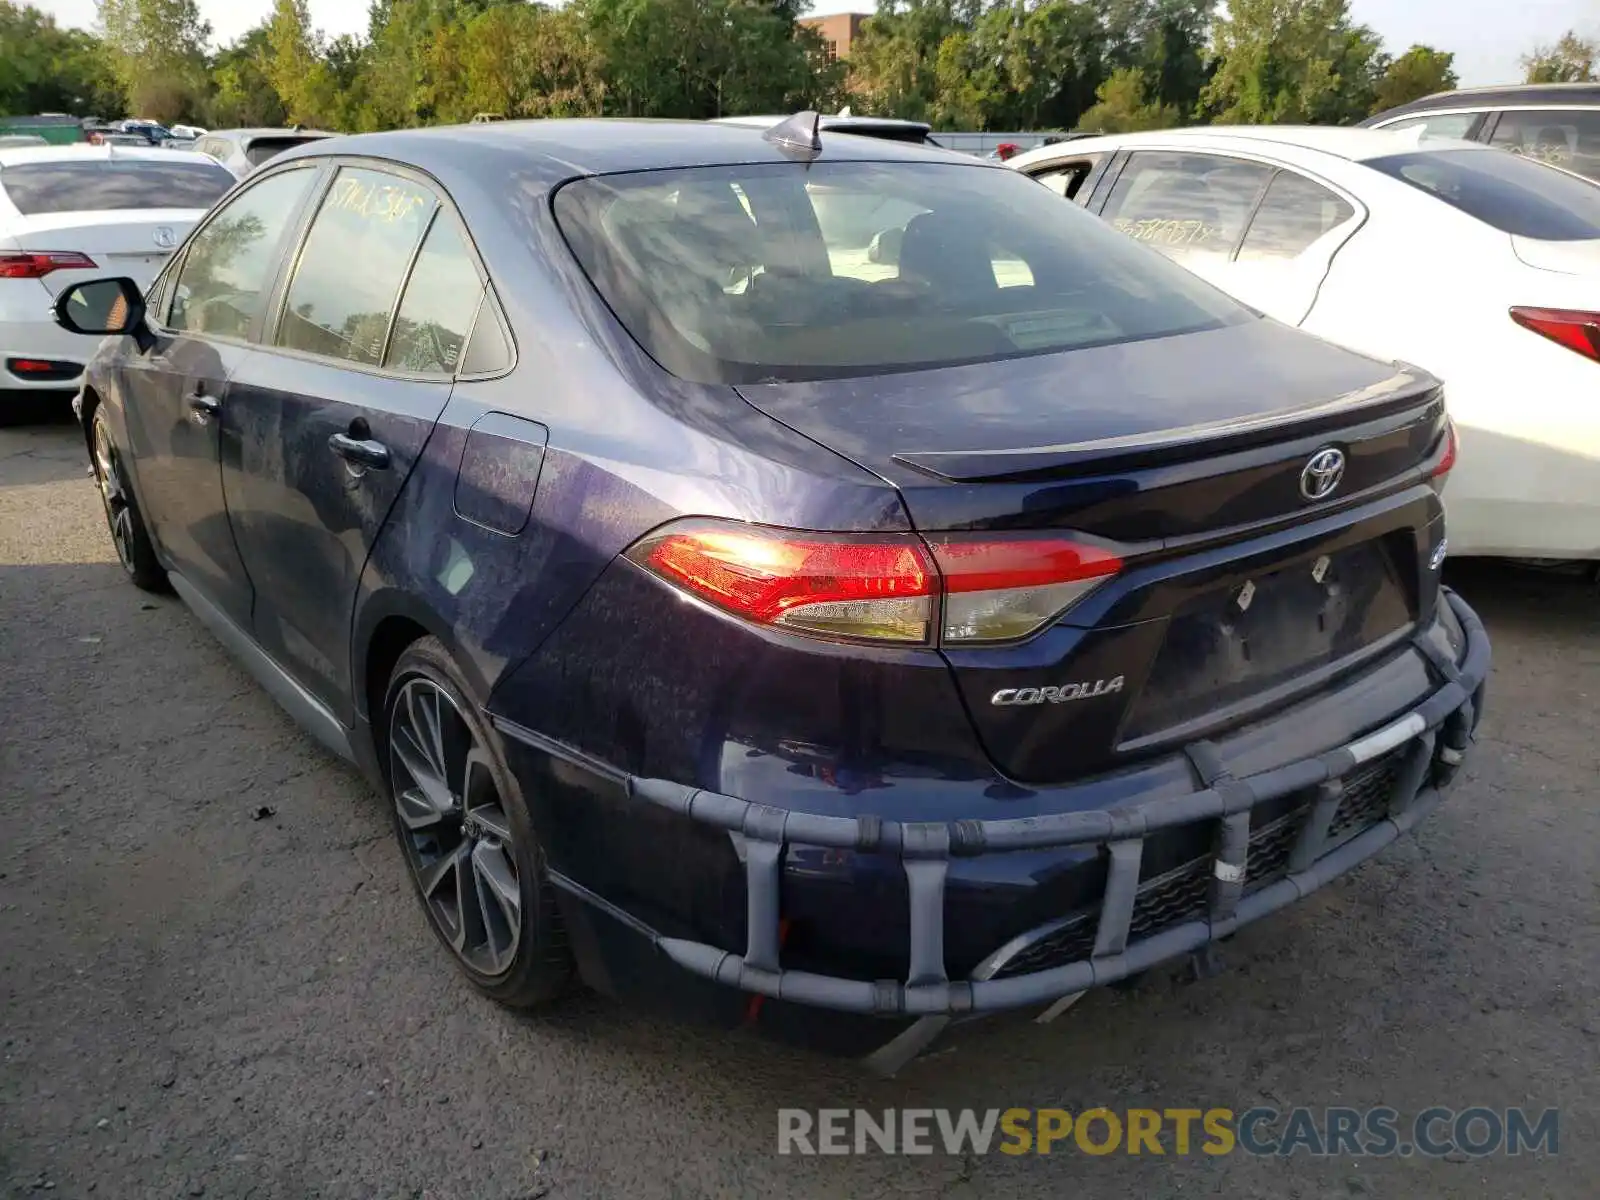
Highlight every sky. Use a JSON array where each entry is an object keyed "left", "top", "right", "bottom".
[{"left": 31, "top": 0, "right": 1600, "bottom": 89}]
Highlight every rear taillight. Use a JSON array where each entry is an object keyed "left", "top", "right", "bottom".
[
  {"left": 1429, "top": 418, "right": 1457, "bottom": 484},
  {"left": 925, "top": 534, "right": 1122, "bottom": 643},
  {"left": 626, "top": 520, "right": 1121, "bottom": 646},
  {"left": 626, "top": 522, "right": 937, "bottom": 643},
  {"left": 1510, "top": 306, "right": 1600, "bottom": 363},
  {"left": 0, "top": 252, "right": 97, "bottom": 279}
]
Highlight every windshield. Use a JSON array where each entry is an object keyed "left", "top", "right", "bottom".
[
  {"left": 1367, "top": 147, "right": 1600, "bottom": 240},
  {"left": 244, "top": 137, "right": 323, "bottom": 166},
  {"left": 552, "top": 161, "right": 1253, "bottom": 384},
  {"left": 0, "top": 160, "right": 234, "bottom": 214}
]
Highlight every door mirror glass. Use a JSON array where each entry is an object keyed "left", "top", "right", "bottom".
[{"left": 53, "top": 278, "right": 145, "bottom": 335}]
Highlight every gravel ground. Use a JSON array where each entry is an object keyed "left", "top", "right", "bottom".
[{"left": 2, "top": 415, "right": 1597, "bottom": 1199}]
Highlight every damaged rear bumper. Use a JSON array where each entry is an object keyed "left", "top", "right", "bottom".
[{"left": 579, "top": 590, "right": 1488, "bottom": 1017}]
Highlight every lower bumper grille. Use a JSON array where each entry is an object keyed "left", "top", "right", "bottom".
[{"left": 990, "top": 749, "right": 1405, "bottom": 979}]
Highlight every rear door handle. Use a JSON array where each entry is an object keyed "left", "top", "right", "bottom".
[
  {"left": 186, "top": 391, "right": 219, "bottom": 420},
  {"left": 329, "top": 432, "right": 391, "bottom": 470}
]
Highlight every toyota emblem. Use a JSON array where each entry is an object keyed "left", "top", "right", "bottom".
[
  {"left": 152, "top": 226, "right": 177, "bottom": 249},
  {"left": 1300, "top": 447, "right": 1346, "bottom": 501}
]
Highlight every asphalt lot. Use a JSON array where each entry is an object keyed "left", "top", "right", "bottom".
[{"left": 2, "top": 413, "right": 1597, "bottom": 1199}]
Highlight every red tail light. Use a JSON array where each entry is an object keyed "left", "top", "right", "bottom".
[
  {"left": 0, "top": 252, "right": 98, "bottom": 279},
  {"left": 1429, "top": 419, "right": 1457, "bottom": 481},
  {"left": 627, "top": 522, "right": 937, "bottom": 643},
  {"left": 626, "top": 520, "right": 1122, "bottom": 646},
  {"left": 1510, "top": 306, "right": 1600, "bottom": 363}
]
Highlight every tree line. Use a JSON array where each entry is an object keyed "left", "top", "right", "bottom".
[{"left": 0, "top": 0, "right": 1596, "bottom": 134}]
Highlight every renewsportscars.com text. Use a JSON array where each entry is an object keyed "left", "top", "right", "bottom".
[{"left": 777, "top": 1107, "right": 1559, "bottom": 1158}]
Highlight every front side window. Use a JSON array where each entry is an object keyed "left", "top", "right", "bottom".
[
  {"left": 1099, "top": 152, "right": 1273, "bottom": 264},
  {"left": 1237, "top": 171, "right": 1357, "bottom": 261},
  {"left": 276, "top": 167, "right": 437, "bottom": 366},
  {"left": 1368, "top": 147, "right": 1600, "bottom": 240},
  {"left": 0, "top": 160, "right": 235, "bottom": 215},
  {"left": 1487, "top": 109, "right": 1600, "bottom": 182},
  {"left": 168, "top": 167, "right": 317, "bottom": 340},
  {"left": 384, "top": 214, "right": 485, "bottom": 375},
  {"left": 552, "top": 160, "right": 1251, "bottom": 384}
]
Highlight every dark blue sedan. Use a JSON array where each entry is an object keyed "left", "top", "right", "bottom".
[{"left": 54, "top": 115, "right": 1488, "bottom": 1063}]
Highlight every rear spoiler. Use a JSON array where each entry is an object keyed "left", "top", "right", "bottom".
[{"left": 891, "top": 367, "right": 1443, "bottom": 484}]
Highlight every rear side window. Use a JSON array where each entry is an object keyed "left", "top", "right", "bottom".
[
  {"left": 276, "top": 167, "right": 437, "bottom": 365},
  {"left": 245, "top": 137, "right": 320, "bottom": 167},
  {"left": 0, "top": 160, "right": 234, "bottom": 214},
  {"left": 552, "top": 160, "right": 1251, "bottom": 384},
  {"left": 1487, "top": 109, "right": 1600, "bottom": 183},
  {"left": 1380, "top": 112, "right": 1480, "bottom": 140},
  {"left": 384, "top": 214, "right": 485, "bottom": 375},
  {"left": 1099, "top": 152, "right": 1273, "bottom": 264},
  {"left": 168, "top": 167, "right": 317, "bottom": 340},
  {"left": 1368, "top": 147, "right": 1600, "bottom": 240},
  {"left": 1238, "top": 172, "right": 1357, "bottom": 261}
]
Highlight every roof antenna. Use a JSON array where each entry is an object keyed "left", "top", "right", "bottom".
[{"left": 764, "top": 110, "right": 822, "bottom": 160}]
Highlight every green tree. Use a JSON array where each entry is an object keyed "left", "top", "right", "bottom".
[
  {"left": 1522, "top": 31, "right": 1598, "bottom": 83},
  {"left": 1077, "top": 64, "right": 1182, "bottom": 131},
  {"left": 1202, "top": 0, "right": 1385, "bottom": 125},
  {"left": 435, "top": 4, "right": 605, "bottom": 122},
  {"left": 98, "top": 0, "right": 211, "bottom": 121},
  {"left": 848, "top": 0, "right": 974, "bottom": 124},
  {"left": 1105, "top": 0, "right": 1211, "bottom": 117},
  {"left": 1373, "top": 44, "right": 1457, "bottom": 112},
  {"left": 0, "top": 3, "right": 124, "bottom": 117},
  {"left": 265, "top": 0, "right": 340, "bottom": 126},
  {"left": 207, "top": 24, "right": 288, "bottom": 127}
]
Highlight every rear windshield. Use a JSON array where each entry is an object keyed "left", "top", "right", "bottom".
[
  {"left": 1367, "top": 147, "right": 1600, "bottom": 240},
  {"left": 552, "top": 160, "right": 1253, "bottom": 384},
  {"left": 0, "top": 160, "right": 234, "bottom": 214},
  {"left": 244, "top": 137, "right": 322, "bottom": 167}
]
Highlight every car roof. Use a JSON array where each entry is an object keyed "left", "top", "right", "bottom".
[
  {"left": 714, "top": 114, "right": 933, "bottom": 135},
  {"left": 1009, "top": 124, "right": 1483, "bottom": 169},
  {"left": 274, "top": 117, "right": 981, "bottom": 184},
  {"left": 1364, "top": 82, "right": 1600, "bottom": 125},
  {"left": 0, "top": 143, "right": 224, "bottom": 168},
  {"left": 207, "top": 128, "right": 336, "bottom": 144}
]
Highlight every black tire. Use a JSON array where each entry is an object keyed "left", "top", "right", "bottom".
[
  {"left": 383, "top": 636, "right": 572, "bottom": 1008},
  {"left": 88, "top": 405, "right": 168, "bottom": 592}
]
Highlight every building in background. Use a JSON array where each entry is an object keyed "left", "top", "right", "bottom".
[{"left": 801, "top": 13, "right": 867, "bottom": 62}]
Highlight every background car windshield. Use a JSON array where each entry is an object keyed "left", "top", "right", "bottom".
[
  {"left": 244, "top": 137, "right": 322, "bottom": 166},
  {"left": 553, "top": 161, "right": 1252, "bottom": 384},
  {"left": 1367, "top": 148, "right": 1600, "bottom": 240},
  {"left": 0, "top": 161, "right": 235, "bottom": 214}
]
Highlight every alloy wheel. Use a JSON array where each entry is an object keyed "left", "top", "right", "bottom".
[
  {"left": 389, "top": 676, "right": 523, "bottom": 977},
  {"left": 91, "top": 418, "right": 136, "bottom": 572}
]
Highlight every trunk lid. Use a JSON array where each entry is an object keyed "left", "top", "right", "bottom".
[
  {"left": 6, "top": 209, "right": 204, "bottom": 297},
  {"left": 738, "top": 318, "right": 1449, "bottom": 784},
  {"left": 1512, "top": 234, "right": 1600, "bottom": 276}
]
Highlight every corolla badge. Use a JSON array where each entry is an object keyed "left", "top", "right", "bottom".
[
  {"left": 1300, "top": 447, "right": 1346, "bottom": 501},
  {"left": 992, "top": 677, "right": 1125, "bottom": 706},
  {"left": 152, "top": 226, "right": 177, "bottom": 249}
]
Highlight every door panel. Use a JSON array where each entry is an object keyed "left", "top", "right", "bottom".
[
  {"left": 120, "top": 334, "right": 253, "bottom": 624},
  {"left": 219, "top": 166, "right": 486, "bottom": 719},
  {"left": 222, "top": 355, "right": 452, "bottom": 717}
]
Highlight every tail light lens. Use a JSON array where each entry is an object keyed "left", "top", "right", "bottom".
[
  {"left": 926, "top": 534, "right": 1122, "bottom": 643},
  {"left": 626, "top": 522, "right": 937, "bottom": 643},
  {"left": 0, "top": 252, "right": 98, "bottom": 279},
  {"left": 626, "top": 520, "right": 1121, "bottom": 646},
  {"left": 1510, "top": 306, "right": 1600, "bottom": 363},
  {"left": 1428, "top": 418, "right": 1457, "bottom": 485}
]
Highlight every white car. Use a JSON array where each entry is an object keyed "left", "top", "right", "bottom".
[
  {"left": 1010, "top": 126, "right": 1600, "bottom": 562},
  {"left": 0, "top": 143, "right": 235, "bottom": 416}
]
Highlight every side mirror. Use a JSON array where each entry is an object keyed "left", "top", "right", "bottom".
[{"left": 53, "top": 278, "right": 154, "bottom": 350}]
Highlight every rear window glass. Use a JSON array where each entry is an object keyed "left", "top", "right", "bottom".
[
  {"left": 552, "top": 161, "right": 1252, "bottom": 384},
  {"left": 1367, "top": 147, "right": 1600, "bottom": 240},
  {"left": 0, "top": 160, "right": 234, "bottom": 214},
  {"left": 245, "top": 137, "right": 322, "bottom": 167}
]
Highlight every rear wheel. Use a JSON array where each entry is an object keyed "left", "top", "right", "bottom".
[
  {"left": 89, "top": 407, "right": 167, "bottom": 591},
  {"left": 384, "top": 637, "right": 571, "bottom": 1008}
]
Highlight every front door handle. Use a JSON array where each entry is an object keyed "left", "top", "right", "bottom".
[
  {"left": 186, "top": 391, "right": 219, "bottom": 420},
  {"left": 329, "top": 432, "right": 391, "bottom": 470}
]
